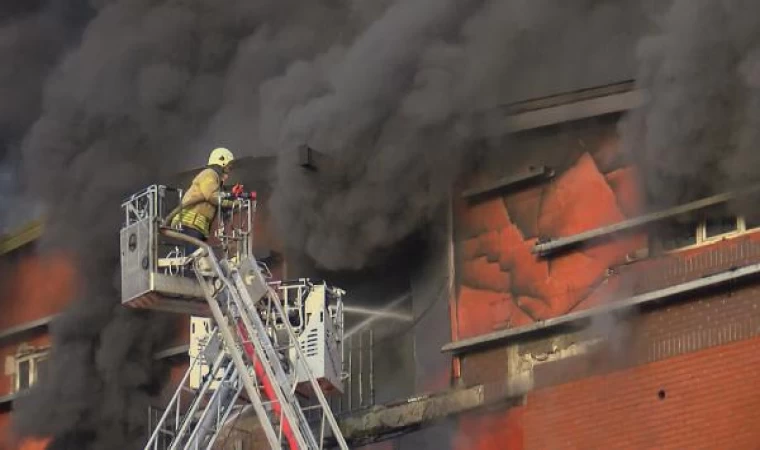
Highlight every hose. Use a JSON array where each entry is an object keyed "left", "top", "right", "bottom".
[{"left": 163, "top": 198, "right": 205, "bottom": 226}]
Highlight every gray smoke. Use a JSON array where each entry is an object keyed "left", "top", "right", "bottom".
[{"left": 621, "top": 0, "right": 760, "bottom": 210}]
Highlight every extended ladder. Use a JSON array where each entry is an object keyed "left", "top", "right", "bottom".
[{"left": 145, "top": 233, "right": 349, "bottom": 450}]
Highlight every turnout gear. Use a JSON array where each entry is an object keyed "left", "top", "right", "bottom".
[
  {"left": 171, "top": 166, "right": 234, "bottom": 236},
  {"left": 169, "top": 148, "right": 237, "bottom": 238}
]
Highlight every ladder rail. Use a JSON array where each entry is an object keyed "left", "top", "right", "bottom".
[
  {"left": 207, "top": 255, "right": 308, "bottom": 448},
  {"left": 234, "top": 320, "right": 303, "bottom": 450},
  {"left": 239, "top": 267, "right": 349, "bottom": 450},
  {"left": 202, "top": 382, "right": 244, "bottom": 450},
  {"left": 195, "top": 268, "right": 284, "bottom": 449},
  {"left": 160, "top": 227, "right": 349, "bottom": 450},
  {"left": 145, "top": 326, "right": 220, "bottom": 450},
  {"left": 229, "top": 271, "right": 317, "bottom": 449},
  {"left": 168, "top": 351, "right": 228, "bottom": 450},
  {"left": 183, "top": 361, "right": 237, "bottom": 449}
]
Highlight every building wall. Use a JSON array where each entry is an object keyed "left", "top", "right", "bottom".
[
  {"left": 453, "top": 116, "right": 645, "bottom": 340},
  {"left": 455, "top": 332, "right": 760, "bottom": 450},
  {"left": 443, "top": 112, "right": 760, "bottom": 450},
  {"left": 521, "top": 333, "right": 760, "bottom": 450},
  {"left": 0, "top": 243, "right": 74, "bottom": 449}
]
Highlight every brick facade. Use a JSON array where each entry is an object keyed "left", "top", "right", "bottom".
[
  {"left": 522, "top": 334, "right": 760, "bottom": 450},
  {"left": 451, "top": 332, "right": 760, "bottom": 450},
  {"left": 449, "top": 115, "right": 760, "bottom": 450},
  {"left": 623, "top": 231, "right": 760, "bottom": 295}
]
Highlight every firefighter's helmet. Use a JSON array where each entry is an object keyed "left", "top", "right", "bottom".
[{"left": 208, "top": 147, "right": 234, "bottom": 168}]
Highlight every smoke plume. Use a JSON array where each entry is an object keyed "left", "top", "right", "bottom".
[
  {"left": 265, "top": 0, "right": 612, "bottom": 270},
  {"left": 12, "top": 1, "right": 356, "bottom": 448},
  {"left": 0, "top": 0, "right": 89, "bottom": 234},
  {"left": 621, "top": 0, "right": 760, "bottom": 211},
  {"left": 4, "top": 0, "right": 635, "bottom": 447}
]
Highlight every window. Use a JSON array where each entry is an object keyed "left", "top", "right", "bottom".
[
  {"left": 740, "top": 214, "right": 760, "bottom": 232},
  {"left": 702, "top": 215, "right": 739, "bottom": 240},
  {"left": 657, "top": 220, "right": 699, "bottom": 252},
  {"left": 13, "top": 345, "right": 50, "bottom": 393},
  {"left": 654, "top": 211, "right": 760, "bottom": 253}
]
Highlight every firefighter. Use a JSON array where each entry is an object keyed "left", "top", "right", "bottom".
[{"left": 170, "top": 147, "right": 237, "bottom": 254}]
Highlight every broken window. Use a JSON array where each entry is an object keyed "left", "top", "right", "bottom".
[
  {"left": 702, "top": 215, "right": 739, "bottom": 240},
  {"left": 656, "top": 220, "right": 698, "bottom": 252},
  {"left": 741, "top": 214, "right": 760, "bottom": 232}
]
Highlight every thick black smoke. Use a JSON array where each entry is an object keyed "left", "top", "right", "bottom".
[
  {"left": 621, "top": 0, "right": 760, "bottom": 211},
  {"left": 12, "top": 1, "right": 357, "bottom": 448},
  {"left": 0, "top": 0, "right": 90, "bottom": 234},
  {"left": 265, "top": 0, "right": 615, "bottom": 270},
  {"left": 6, "top": 0, "right": 641, "bottom": 448}
]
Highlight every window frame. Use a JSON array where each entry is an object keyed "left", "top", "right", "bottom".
[
  {"left": 657, "top": 214, "right": 760, "bottom": 254},
  {"left": 14, "top": 346, "right": 50, "bottom": 393},
  {"left": 697, "top": 216, "right": 742, "bottom": 244}
]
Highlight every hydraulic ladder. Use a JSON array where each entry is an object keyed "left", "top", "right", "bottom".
[{"left": 145, "top": 230, "right": 349, "bottom": 450}]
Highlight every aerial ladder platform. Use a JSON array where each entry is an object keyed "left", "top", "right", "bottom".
[{"left": 119, "top": 185, "right": 349, "bottom": 450}]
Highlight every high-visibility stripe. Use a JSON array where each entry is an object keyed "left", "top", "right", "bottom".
[{"left": 176, "top": 210, "right": 211, "bottom": 235}]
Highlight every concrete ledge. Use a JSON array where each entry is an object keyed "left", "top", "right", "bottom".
[
  {"left": 0, "top": 392, "right": 19, "bottom": 410},
  {"left": 502, "top": 82, "right": 643, "bottom": 132},
  {"left": 461, "top": 166, "right": 555, "bottom": 201},
  {"left": 0, "top": 315, "right": 56, "bottom": 345},
  {"left": 0, "top": 219, "right": 44, "bottom": 255},
  {"left": 334, "top": 384, "right": 519, "bottom": 447},
  {"left": 533, "top": 185, "right": 760, "bottom": 256}
]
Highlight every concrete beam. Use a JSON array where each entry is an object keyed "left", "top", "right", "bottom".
[
  {"left": 0, "top": 392, "right": 18, "bottom": 410},
  {"left": 461, "top": 166, "right": 555, "bottom": 201},
  {"left": 0, "top": 315, "right": 55, "bottom": 345},
  {"left": 533, "top": 186, "right": 760, "bottom": 256},
  {"left": 501, "top": 81, "right": 644, "bottom": 133},
  {"left": 334, "top": 384, "right": 518, "bottom": 447}
]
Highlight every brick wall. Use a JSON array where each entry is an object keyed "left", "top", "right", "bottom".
[
  {"left": 455, "top": 269, "right": 760, "bottom": 391},
  {"left": 625, "top": 231, "right": 760, "bottom": 295},
  {"left": 0, "top": 251, "right": 77, "bottom": 330},
  {"left": 0, "top": 413, "right": 8, "bottom": 450},
  {"left": 521, "top": 334, "right": 760, "bottom": 450},
  {"left": 526, "top": 281, "right": 760, "bottom": 390},
  {"left": 452, "top": 334, "right": 760, "bottom": 450}
]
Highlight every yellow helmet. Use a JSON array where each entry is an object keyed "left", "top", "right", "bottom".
[{"left": 208, "top": 147, "right": 234, "bottom": 168}]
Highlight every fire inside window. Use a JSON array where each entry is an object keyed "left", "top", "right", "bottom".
[{"left": 13, "top": 346, "right": 49, "bottom": 393}]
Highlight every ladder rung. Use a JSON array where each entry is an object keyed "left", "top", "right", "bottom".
[{"left": 300, "top": 405, "right": 324, "bottom": 412}]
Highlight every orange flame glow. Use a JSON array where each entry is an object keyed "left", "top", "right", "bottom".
[
  {"left": 1, "top": 251, "right": 79, "bottom": 329},
  {"left": 14, "top": 437, "right": 51, "bottom": 450}
]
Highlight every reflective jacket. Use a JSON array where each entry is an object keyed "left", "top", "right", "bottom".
[{"left": 171, "top": 166, "right": 233, "bottom": 237}]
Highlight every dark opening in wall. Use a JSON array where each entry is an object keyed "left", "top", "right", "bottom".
[
  {"left": 658, "top": 389, "right": 666, "bottom": 400},
  {"left": 657, "top": 219, "right": 698, "bottom": 251},
  {"left": 287, "top": 230, "right": 433, "bottom": 411}
]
